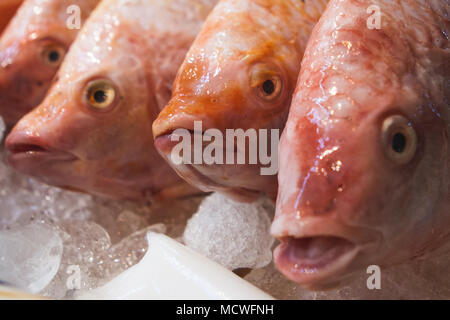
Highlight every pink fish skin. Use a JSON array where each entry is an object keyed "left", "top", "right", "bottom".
[
  {"left": 6, "top": 0, "right": 218, "bottom": 201},
  {"left": 0, "top": 0, "right": 100, "bottom": 127},
  {"left": 271, "top": 0, "right": 450, "bottom": 290},
  {"left": 0, "top": 0, "right": 23, "bottom": 35},
  {"left": 153, "top": 0, "right": 329, "bottom": 203}
]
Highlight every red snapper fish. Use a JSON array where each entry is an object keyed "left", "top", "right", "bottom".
[
  {"left": 6, "top": 0, "right": 219, "bottom": 200},
  {"left": 153, "top": 0, "right": 329, "bottom": 202},
  {"left": 272, "top": 0, "right": 450, "bottom": 290}
]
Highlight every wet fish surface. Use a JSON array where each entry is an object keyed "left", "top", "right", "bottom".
[
  {"left": 6, "top": 0, "right": 219, "bottom": 201},
  {"left": 271, "top": 0, "right": 450, "bottom": 290},
  {"left": 153, "top": 0, "right": 329, "bottom": 202}
]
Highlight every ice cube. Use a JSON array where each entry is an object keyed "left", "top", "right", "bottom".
[
  {"left": 39, "top": 221, "right": 112, "bottom": 298},
  {"left": 0, "top": 223, "right": 63, "bottom": 293},
  {"left": 183, "top": 193, "right": 275, "bottom": 270}
]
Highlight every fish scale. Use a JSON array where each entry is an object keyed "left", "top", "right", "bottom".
[
  {"left": 6, "top": 0, "right": 220, "bottom": 201},
  {"left": 272, "top": 0, "right": 450, "bottom": 290},
  {"left": 153, "top": 0, "right": 329, "bottom": 202}
]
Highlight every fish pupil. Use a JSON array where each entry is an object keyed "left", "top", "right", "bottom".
[
  {"left": 262, "top": 79, "right": 275, "bottom": 95},
  {"left": 48, "top": 51, "right": 60, "bottom": 63},
  {"left": 94, "top": 90, "right": 107, "bottom": 103},
  {"left": 392, "top": 132, "right": 406, "bottom": 153}
]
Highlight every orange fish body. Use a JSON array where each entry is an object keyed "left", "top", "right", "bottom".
[{"left": 153, "top": 0, "right": 329, "bottom": 202}]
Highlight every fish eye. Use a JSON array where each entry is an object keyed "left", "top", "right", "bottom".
[
  {"left": 84, "top": 79, "right": 117, "bottom": 111},
  {"left": 258, "top": 76, "right": 281, "bottom": 100},
  {"left": 381, "top": 115, "right": 417, "bottom": 165},
  {"left": 41, "top": 43, "right": 66, "bottom": 67},
  {"left": 262, "top": 79, "right": 276, "bottom": 95},
  {"left": 250, "top": 65, "right": 282, "bottom": 101}
]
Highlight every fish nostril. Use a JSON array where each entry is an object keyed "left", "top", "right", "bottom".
[{"left": 7, "top": 143, "right": 48, "bottom": 154}]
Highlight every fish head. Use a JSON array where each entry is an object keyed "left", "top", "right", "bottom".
[
  {"left": 0, "top": 0, "right": 99, "bottom": 126},
  {"left": 153, "top": 1, "right": 302, "bottom": 202},
  {"left": 271, "top": 1, "right": 450, "bottom": 290},
  {"left": 0, "top": 29, "right": 70, "bottom": 127},
  {"left": 6, "top": 16, "right": 183, "bottom": 200}
]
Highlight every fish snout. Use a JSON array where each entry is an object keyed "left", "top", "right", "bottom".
[
  {"left": 154, "top": 131, "right": 186, "bottom": 158},
  {"left": 5, "top": 127, "right": 77, "bottom": 176},
  {"left": 153, "top": 96, "right": 279, "bottom": 201},
  {"left": 153, "top": 94, "right": 229, "bottom": 160},
  {"left": 153, "top": 107, "right": 212, "bottom": 186}
]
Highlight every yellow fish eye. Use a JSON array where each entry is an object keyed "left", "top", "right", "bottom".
[
  {"left": 260, "top": 78, "right": 281, "bottom": 98},
  {"left": 250, "top": 65, "right": 282, "bottom": 101},
  {"left": 84, "top": 80, "right": 117, "bottom": 110},
  {"left": 381, "top": 115, "right": 418, "bottom": 165},
  {"left": 41, "top": 43, "right": 66, "bottom": 67}
]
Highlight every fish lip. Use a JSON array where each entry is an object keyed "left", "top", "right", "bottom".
[
  {"left": 7, "top": 150, "right": 77, "bottom": 164},
  {"left": 153, "top": 113, "right": 204, "bottom": 140},
  {"left": 270, "top": 215, "right": 382, "bottom": 245},
  {"left": 5, "top": 134, "right": 78, "bottom": 165},
  {"left": 273, "top": 236, "right": 359, "bottom": 289}
]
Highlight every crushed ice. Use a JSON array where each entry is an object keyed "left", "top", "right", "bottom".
[
  {"left": 183, "top": 193, "right": 275, "bottom": 270},
  {"left": 0, "top": 122, "right": 449, "bottom": 299},
  {"left": 0, "top": 132, "right": 203, "bottom": 298}
]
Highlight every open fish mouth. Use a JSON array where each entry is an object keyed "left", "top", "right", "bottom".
[{"left": 274, "top": 236, "right": 358, "bottom": 289}]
